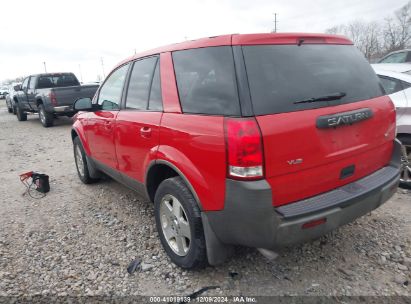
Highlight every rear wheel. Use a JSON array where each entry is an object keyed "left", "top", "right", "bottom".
[
  {"left": 16, "top": 103, "right": 27, "bottom": 121},
  {"left": 154, "top": 177, "right": 207, "bottom": 269},
  {"left": 38, "top": 104, "right": 54, "bottom": 127},
  {"left": 398, "top": 136, "right": 411, "bottom": 189}
]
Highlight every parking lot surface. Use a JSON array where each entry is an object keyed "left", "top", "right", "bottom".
[{"left": 0, "top": 101, "right": 410, "bottom": 297}]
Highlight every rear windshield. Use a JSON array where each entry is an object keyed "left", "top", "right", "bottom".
[
  {"left": 37, "top": 74, "right": 80, "bottom": 89},
  {"left": 242, "top": 45, "right": 384, "bottom": 115}
]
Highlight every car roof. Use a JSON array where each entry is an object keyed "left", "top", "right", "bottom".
[
  {"left": 372, "top": 65, "right": 411, "bottom": 83},
  {"left": 116, "top": 33, "right": 352, "bottom": 69},
  {"left": 371, "top": 63, "right": 411, "bottom": 74},
  {"left": 29, "top": 72, "right": 75, "bottom": 77}
]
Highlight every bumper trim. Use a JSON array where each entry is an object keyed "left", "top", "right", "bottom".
[
  {"left": 53, "top": 106, "right": 72, "bottom": 113},
  {"left": 276, "top": 165, "right": 399, "bottom": 219}
]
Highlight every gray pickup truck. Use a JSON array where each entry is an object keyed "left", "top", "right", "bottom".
[{"left": 14, "top": 73, "right": 99, "bottom": 127}]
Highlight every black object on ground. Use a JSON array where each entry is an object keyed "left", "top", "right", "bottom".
[
  {"left": 19, "top": 171, "right": 50, "bottom": 199},
  {"left": 127, "top": 258, "right": 141, "bottom": 274},
  {"left": 176, "top": 286, "right": 219, "bottom": 303}
]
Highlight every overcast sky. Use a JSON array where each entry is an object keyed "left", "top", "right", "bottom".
[{"left": 0, "top": 0, "right": 408, "bottom": 84}]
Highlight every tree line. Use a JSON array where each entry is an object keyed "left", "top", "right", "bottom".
[{"left": 325, "top": 1, "right": 411, "bottom": 61}]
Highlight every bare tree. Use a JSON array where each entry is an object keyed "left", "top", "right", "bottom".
[
  {"left": 325, "top": 1, "right": 411, "bottom": 60},
  {"left": 383, "top": 2, "right": 411, "bottom": 52},
  {"left": 325, "top": 21, "right": 381, "bottom": 60}
]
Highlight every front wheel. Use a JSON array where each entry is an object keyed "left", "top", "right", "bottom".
[
  {"left": 73, "top": 137, "right": 98, "bottom": 184},
  {"left": 16, "top": 103, "right": 27, "bottom": 121},
  {"left": 154, "top": 177, "right": 207, "bottom": 269},
  {"left": 398, "top": 136, "right": 411, "bottom": 189},
  {"left": 38, "top": 104, "right": 54, "bottom": 127}
]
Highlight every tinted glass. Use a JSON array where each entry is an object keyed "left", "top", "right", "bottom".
[
  {"left": 126, "top": 57, "right": 157, "bottom": 110},
  {"left": 29, "top": 77, "right": 36, "bottom": 90},
  {"left": 243, "top": 45, "right": 384, "bottom": 115},
  {"left": 380, "top": 52, "right": 407, "bottom": 63},
  {"left": 37, "top": 74, "right": 80, "bottom": 89},
  {"left": 98, "top": 64, "right": 129, "bottom": 110},
  {"left": 378, "top": 76, "right": 403, "bottom": 94},
  {"left": 22, "top": 78, "right": 29, "bottom": 90},
  {"left": 172, "top": 47, "right": 240, "bottom": 116},
  {"left": 148, "top": 61, "right": 163, "bottom": 111}
]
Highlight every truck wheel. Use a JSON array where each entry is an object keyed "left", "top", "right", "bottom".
[
  {"left": 154, "top": 177, "right": 207, "bottom": 269},
  {"left": 398, "top": 135, "right": 411, "bottom": 189},
  {"left": 16, "top": 103, "right": 27, "bottom": 121},
  {"left": 73, "top": 137, "right": 98, "bottom": 184},
  {"left": 38, "top": 104, "right": 54, "bottom": 127}
]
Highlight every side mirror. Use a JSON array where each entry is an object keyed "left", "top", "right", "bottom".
[
  {"left": 13, "top": 84, "right": 22, "bottom": 91},
  {"left": 73, "top": 97, "right": 94, "bottom": 111}
]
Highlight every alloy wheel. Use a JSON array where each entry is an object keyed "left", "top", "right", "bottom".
[
  {"left": 159, "top": 194, "right": 191, "bottom": 256},
  {"left": 75, "top": 145, "right": 85, "bottom": 177}
]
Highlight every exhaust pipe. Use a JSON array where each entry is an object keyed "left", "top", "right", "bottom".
[{"left": 257, "top": 248, "right": 278, "bottom": 260}]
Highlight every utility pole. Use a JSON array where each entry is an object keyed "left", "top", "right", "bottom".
[
  {"left": 43, "top": 62, "right": 47, "bottom": 73},
  {"left": 78, "top": 64, "right": 83, "bottom": 83},
  {"left": 100, "top": 57, "right": 105, "bottom": 78},
  {"left": 272, "top": 13, "right": 278, "bottom": 33}
]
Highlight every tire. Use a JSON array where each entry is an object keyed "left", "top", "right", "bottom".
[
  {"left": 38, "top": 104, "right": 54, "bottom": 127},
  {"left": 16, "top": 103, "right": 27, "bottom": 121},
  {"left": 73, "top": 136, "right": 98, "bottom": 184},
  {"left": 7, "top": 105, "right": 12, "bottom": 113},
  {"left": 398, "top": 135, "right": 411, "bottom": 189},
  {"left": 154, "top": 177, "right": 207, "bottom": 269}
]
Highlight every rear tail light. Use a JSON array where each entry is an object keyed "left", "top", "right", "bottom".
[
  {"left": 49, "top": 91, "right": 57, "bottom": 106},
  {"left": 225, "top": 118, "right": 264, "bottom": 180}
]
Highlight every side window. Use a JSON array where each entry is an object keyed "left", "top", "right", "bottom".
[
  {"left": 378, "top": 76, "right": 403, "bottom": 94},
  {"left": 402, "top": 80, "right": 411, "bottom": 90},
  {"left": 172, "top": 46, "right": 240, "bottom": 116},
  {"left": 97, "top": 64, "right": 129, "bottom": 110},
  {"left": 380, "top": 52, "right": 407, "bottom": 63},
  {"left": 148, "top": 60, "right": 163, "bottom": 111},
  {"left": 29, "top": 77, "right": 36, "bottom": 90},
  {"left": 125, "top": 57, "right": 157, "bottom": 110},
  {"left": 21, "top": 78, "right": 29, "bottom": 90}
]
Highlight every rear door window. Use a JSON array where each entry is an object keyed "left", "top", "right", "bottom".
[
  {"left": 148, "top": 60, "right": 163, "bottom": 111},
  {"left": 378, "top": 76, "right": 404, "bottom": 94},
  {"left": 242, "top": 45, "right": 384, "bottom": 115},
  {"left": 125, "top": 57, "right": 158, "bottom": 110},
  {"left": 172, "top": 46, "right": 240, "bottom": 116}
]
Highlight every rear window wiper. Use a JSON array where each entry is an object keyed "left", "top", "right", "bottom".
[{"left": 293, "top": 92, "right": 346, "bottom": 104}]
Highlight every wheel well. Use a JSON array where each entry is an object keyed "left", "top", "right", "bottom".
[
  {"left": 146, "top": 164, "right": 179, "bottom": 203},
  {"left": 71, "top": 129, "right": 78, "bottom": 141}
]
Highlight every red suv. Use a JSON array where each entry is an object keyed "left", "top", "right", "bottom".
[{"left": 72, "top": 33, "right": 401, "bottom": 269}]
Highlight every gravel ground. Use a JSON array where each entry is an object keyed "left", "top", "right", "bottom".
[{"left": 0, "top": 101, "right": 410, "bottom": 298}]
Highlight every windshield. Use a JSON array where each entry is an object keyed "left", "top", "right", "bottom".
[
  {"left": 242, "top": 44, "right": 384, "bottom": 115},
  {"left": 37, "top": 74, "right": 80, "bottom": 89}
]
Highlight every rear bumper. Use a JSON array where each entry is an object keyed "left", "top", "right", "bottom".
[
  {"left": 53, "top": 106, "right": 73, "bottom": 113},
  {"left": 203, "top": 139, "right": 401, "bottom": 263}
]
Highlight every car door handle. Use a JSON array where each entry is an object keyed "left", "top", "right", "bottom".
[
  {"left": 104, "top": 121, "right": 112, "bottom": 130},
  {"left": 140, "top": 127, "right": 152, "bottom": 138}
]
